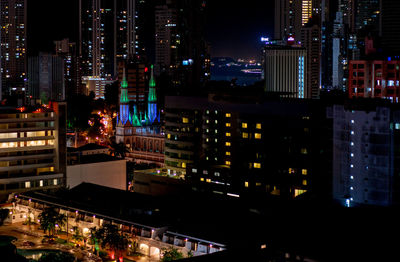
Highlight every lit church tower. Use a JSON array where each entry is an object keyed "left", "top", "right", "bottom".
[
  {"left": 116, "top": 68, "right": 133, "bottom": 144},
  {"left": 147, "top": 65, "right": 159, "bottom": 124}
]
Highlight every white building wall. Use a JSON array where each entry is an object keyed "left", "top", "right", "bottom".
[
  {"left": 66, "top": 160, "right": 126, "bottom": 190},
  {"left": 332, "top": 105, "right": 393, "bottom": 206}
]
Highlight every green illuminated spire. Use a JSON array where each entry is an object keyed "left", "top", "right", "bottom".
[
  {"left": 148, "top": 65, "right": 157, "bottom": 102},
  {"left": 120, "top": 68, "right": 129, "bottom": 104}
]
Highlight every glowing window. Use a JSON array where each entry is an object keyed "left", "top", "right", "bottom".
[
  {"left": 167, "top": 134, "right": 171, "bottom": 139},
  {"left": 25, "top": 181, "right": 31, "bottom": 188},
  {"left": 256, "top": 123, "right": 262, "bottom": 129},
  {"left": 301, "top": 148, "right": 308, "bottom": 154},
  {"left": 53, "top": 179, "right": 58, "bottom": 185},
  {"left": 302, "top": 180, "right": 307, "bottom": 186},
  {"left": 226, "top": 151, "right": 231, "bottom": 156},
  {"left": 225, "top": 113, "right": 231, "bottom": 118},
  {"left": 244, "top": 181, "right": 249, "bottom": 188},
  {"left": 242, "top": 132, "right": 248, "bottom": 138},
  {"left": 256, "top": 182, "right": 262, "bottom": 186},
  {"left": 206, "top": 178, "right": 211, "bottom": 183},
  {"left": 242, "top": 123, "right": 247, "bottom": 128},
  {"left": 253, "top": 162, "right": 261, "bottom": 168},
  {"left": 39, "top": 180, "right": 43, "bottom": 187},
  {"left": 225, "top": 142, "right": 231, "bottom": 146},
  {"left": 302, "top": 169, "right": 307, "bottom": 175},
  {"left": 182, "top": 162, "right": 186, "bottom": 168},
  {"left": 225, "top": 161, "right": 231, "bottom": 166},
  {"left": 200, "top": 177, "right": 204, "bottom": 181},
  {"left": 255, "top": 133, "right": 261, "bottom": 139},
  {"left": 226, "top": 123, "right": 231, "bottom": 127},
  {"left": 226, "top": 132, "right": 231, "bottom": 137},
  {"left": 182, "top": 117, "right": 189, "bottom": 123}
]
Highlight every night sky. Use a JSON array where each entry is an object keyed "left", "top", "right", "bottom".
[{"left": 27, "top": 0, "right": 274, "bottom": 61}]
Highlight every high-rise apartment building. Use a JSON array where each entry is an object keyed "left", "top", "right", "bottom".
[
  {"left": 28, "top": 53, "right": 65, "bottom": 103},
  {"left": 79, "top": 0, "right": 143, "bottom": 80},
  {"left": 274, "top": 0, "right": 318, "bottom": 42},
  {"left": 165, "top": 95, "right": 332, "bottom": 200},
  {"left": 54, "top": 39, "right": 82, "bottom": 97},
  {"left": 331, "top": 103, "right": 400, "bottom": 206},
  {"left": 155, "top": 0, "right": 208, "bottom": 90},
  {"left": 0, "top": 102, "right": 66, "bottom": 201},
  {"left": 263, "top": 45, "right": 308, "bottom": 98},
  {"left": 0, "top": 0, "right": 27, "bottom": 100},
  {"left": 301, "top": 18, "right": 321, "bottom": 98}
]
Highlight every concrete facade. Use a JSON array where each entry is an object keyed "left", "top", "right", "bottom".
[{"left": 66, "top": 159, "right": 127, "bottom": 190}]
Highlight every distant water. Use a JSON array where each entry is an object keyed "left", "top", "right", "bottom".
[{"left": 211, "top": 75, "right": 261, "bottom": 86}]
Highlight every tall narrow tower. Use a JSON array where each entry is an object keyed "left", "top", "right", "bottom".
[
  {"left": 147, "top": 65, "right": 158, "bottom": 124},
  {"left": 0, "top": 0, "right": 27, "bottom": 99}
]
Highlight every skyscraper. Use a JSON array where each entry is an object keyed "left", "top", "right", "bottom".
[
  {"left": 301, "top": 19, "right": 321, "bottom": 99},
  {"left": 264, "top": 45, "right": 308, "bottom": 98},
  {"left": 0, "top": 0, "right": 27, "bottom": 100},
  {"left": 79, "top": 0, "right": 142, "bottom": 80},
  {"left": 28, "top": 53, "right": 65, "bottom": 103},
  {"left": 155, "top": 0, "right": 208, "bottom": 90},
  {"left": 274, "top": 0, "right": 318, "bottom": 42},
  {"left": 54, "top": 39, "right": 82, "bottom": 97}
]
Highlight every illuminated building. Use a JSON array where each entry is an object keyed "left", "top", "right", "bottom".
[
  {"left": 263, "top": 45, "right": 308, "bottom": 98},
  {"left": 348, "top": 60, "right": 400, "bottom": 101},
  {"left": 54, "top": 39, "right": 82, "bottom": 97},
  {"left": 116, "top": 65, "right": 164, "bottom": 166},
  {"left": 0, "top": 0, "right": 27, "bottom": 100},
  {"left": 0, "top": 102, "right": 67, "bottom": 201},
  {"left": 155, "top": 0, "right": 209, "bottom": 90},
  {"left": 331, "top": 103, "right": 400, "bottom": 206},
  {"left": 79, "top": 0, "right": 144, "bottom": 79},
  {"left": 274, "top": 0, "right": 318, "bottom": 42},
  {"left": 165, "top": 95, "right": 331, "bottom": 199},
  {"left": 81, "top": 76, "right": 113, "bottom": 100},
  {"left": 27, "top": 52, "right": 65, "bottom": 103},
  {"left": 301, "top": 17, "right": 321, "bottom": 99}
]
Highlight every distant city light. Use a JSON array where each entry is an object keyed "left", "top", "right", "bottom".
[{"left": 260, "top": 37, "right": 269, "bottom": 42}]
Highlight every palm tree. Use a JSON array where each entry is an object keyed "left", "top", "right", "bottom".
[
  {"left": 97, "top": 224, "right": 128, "bottom": 260},
  {"left": 71, "top": 226, "right": 83, "bottom": 244},
  {"left": 108, "top": 136, "right": 129, "bottom": 158},
  {"left": 38, "top": 207, "right": 59, "bottom": 236}
]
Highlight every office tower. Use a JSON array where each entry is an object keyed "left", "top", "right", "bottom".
[
  {"left": 28, "top": 53, "right": 65, "bottom": 103},
  {"left": 263, "top": 45, "right": 308, "bottom": 98},
  {"left": 332, "top": 104, "right": 400, "bottom": 206},
  {"left": 155, "top": 4, "right": 178, "bottom": 76},
  {"left": 301, "top": 17, "right": 321, "bottom": 98},
  {"left": 79, "top": 0, "right": 145, "bottom": 80},
  {"left": 380, "top": 0, "right": 400, "bottom": 56},
  {"left": 355, "top": 0, "right": 380, "bottom": 32},
  {"left": 155, "top": 0, "right": 208, "bottom": 90},
  {"left": 0, "top": 102, "right": 67, "bottom": 201},
  {"left": 54, "top": 39, "right": 82, "bottom": 97},
  {"left": 0, "top": 0, "right": 27, "bottom": 100},
  {"left": 274, "top": 0, "right": 317, "bottom": 42},
  {"left": 348, "top": 59, "right": 400, "bottom": 101}
]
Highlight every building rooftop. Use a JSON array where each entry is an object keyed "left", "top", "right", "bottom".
[{"left": 68, "top": 143, "right": 108, "bottom": 152}]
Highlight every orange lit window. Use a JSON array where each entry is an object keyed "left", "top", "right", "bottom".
[
  {"left": 256, "top": 123, "right": 262, "bottom": 129},
  {"left": 254, "top": 163, "right": 261, "bottom": 168},
  {"left": 225, "top": 142, "right": 231, "bottom": 146},
  {"left": 226, "top": 132, "right": 231, "bottom": 137},
  {"left": 242, "top": 132, "right": 248, "bottom": 138},
  {"left": 225, "top": 113, "right": 231, "bottom": 118},
  {"left": 242, "top": 123, "right": 247, "bottom": 128},
  {"left": 255, "top": 133, "right": 261, "bottom": 139},
  {"left": 225, "top": 161, "right": 231, "bottom": 166},
  {"left": 226, "top": 123, "right": 231, "bottom": 127}
]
